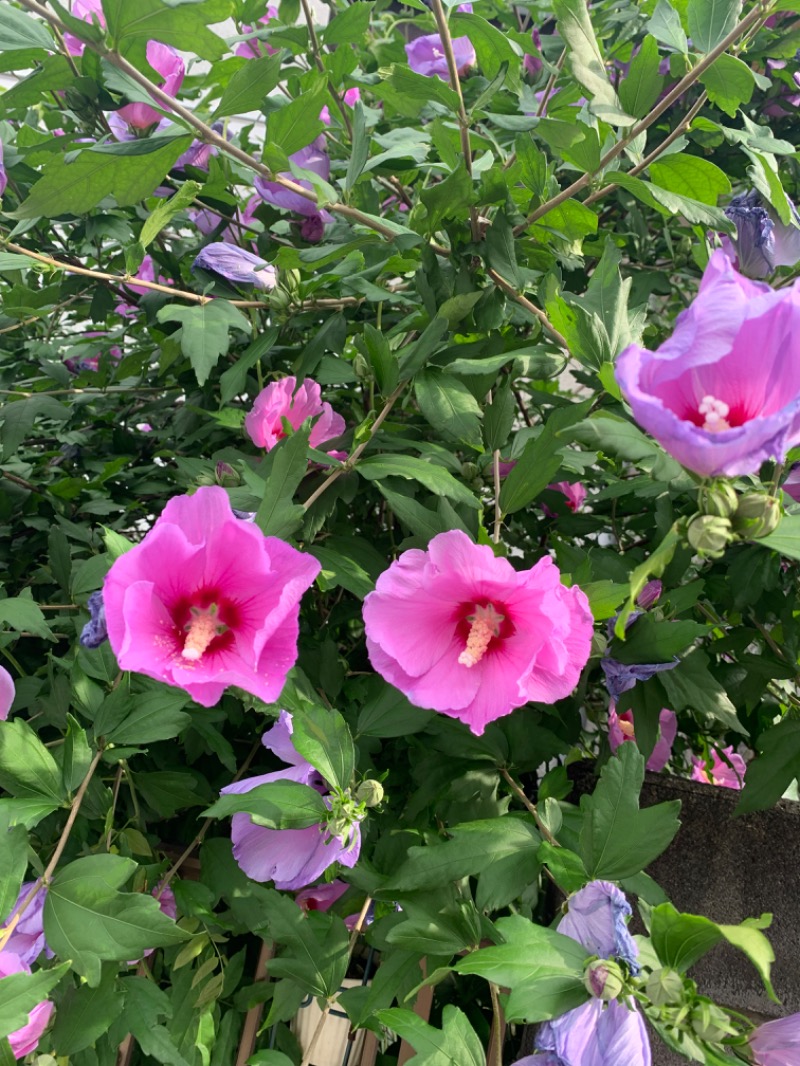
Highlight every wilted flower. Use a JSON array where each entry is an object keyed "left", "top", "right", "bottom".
[
  {"left": 558, "top": 880, "right": 640, "bottom": 974},
  {"left": 608, "top": 706, "right": 677, "bottom": 772},
  {"left": 524, "top": 27, "right": 544, "bottom": 78},
  {"left": 601, "top": 614, "right": 679, "bottom": 702},
  {"left": 102, "top": 486, "right": 320, "bottom": 706},
  {"left": 405, "top": 33, "right": 476, "bottom": 78},
  {"left": 192, "top": 242, "right": 277, "bottom": 290},
  {"left": 0, "top": 951, "right": 54, "bottom": 1059},
  {"left": 245, "top": 376, "right": 345, "bottom": 452},
  {"left": 616, "top": 250, "right": 800, "bottom": 477},
  {"left": 235, "top": 6, "right": 279, "bottom": 58},
  {"left": 0, "top": 664, "right": 14, "bottom": 720},
  {"left": 254, "top": 137, "right": 332, "bottom": 219},
  {"left": 64, "top": 0, "right": 105, "bottom": 55},
  {"left": 117, "top": 42, "right": 185, "bottom": 130},
  {"left": 220, "top": 712, "right": 362, "bottom": 889},
  {"left": 299, "top": 212, "right": 327, "bottom": 242},
  {"left": 724, "top": 190, "right": 800, "bottom": 279},
  {"left": 362, "top": 530, "right": 593, "bottom": 735},
  {"left": 749, "top": 1011, "right": 800, "bottom": 1065},
  {"left": 691, "top": 746, "right": 746, "bottom": 790},
  {"left": 80, "top": 590, "right": 108, "bottom": 649},
  {"left": 0, "top": 884, "right": 50, "bottom": 966}
]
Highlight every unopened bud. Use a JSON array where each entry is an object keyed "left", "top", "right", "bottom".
[
  {"left": 645, "top": 967, "right": 685, "bottom": 1007},
  {"left": 687, "top": 514, "right": 733, "bottom": 558},
  {"left": 269, "top": 286, "right": 292, "bottom": 317},
  {"left": 461, "top": 462, "right": 480, "bottom": 482},
  {"left": 636, "top": 580, "right": 662, "bottom": 610},
  {"left": 215, "top": 461, "right": 240, "bottom": 488},
  {"left": 195, "top": 470, "right": 217, "bottom": 487},
  {"left": 355, "top": 779, "right": 384, "bottom": 808},
  {"left": 731, "top": 493, "right": 781, "bottom": 539},
  {"left": 689, "top": 1001, "right": 734, "bottom": 1043},
  {"left": 697, "top": 481, "right": 738, "bottom": 518},
  {"left": 583, "top": 959, "right": 625, "bottom": 1001},
  {"left": 352, "top": 353, "right": 370, "bottom": 381}
]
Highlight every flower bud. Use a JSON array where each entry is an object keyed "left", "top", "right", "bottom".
[
  {"left": 686, "top": 514, "right": 733, "bottom": 558},
  {"left": 636, "top": 579, "right": 662, "bottom": 610},
  {"left": 697, "top": 480, "right": 738, "bottom": 518},
  {"left": 583, "top": 959, "right": 625, "bottom": 1001},
  {"left": 355, "top": 779, "right": 384, "bottom": 807},
  {"left": 352, "top": 352, "right": 370, "bottom": 381},
  {"left": 689, "top": 1001, "right": 734, "bottom": 1043},
  {"left": 731, "top": 493, "right": 781, "bottom": 539},
  {"left": 645, "top": 967, "right": 685, "bottom": 1007},
  {"left": 215, "top": 461, "right": 240, "bottom": 488},
  {"left": 268, "top": 286, "right": 292, "bottom": 318}
]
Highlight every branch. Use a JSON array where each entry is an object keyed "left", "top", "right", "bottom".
[
  {"left": 500, "top": 767, "right": 559, "bottom": 847},
  {"left": 0, "top": 745, "right": 104, "bottom": 952},
  {"left": 515, "top": 1, "right": 773, "bottom": 233},
  {"left": 430, "top": 0, "right": 479, "bottom": 240},
  {"left": 486, "top": 268, "right": 569, "bottom": 350},
  {"left": 302, "top": 381, "right": 407, "bottom": 510}
]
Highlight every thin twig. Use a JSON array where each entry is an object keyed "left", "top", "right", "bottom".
[
  {"left": 234, "top": 940, "right": 274, "bottom": 1066},
  {"left": 0, "top": 746, "right": 104, "bottom": 952},
  {"left": 302, "top": 381, "right": 407, "bottom": 510},
  {"left": 500, "top": 767, "right": 559, "bottom": 847},
  {"left": 492, "top": 449, "right": 503, "bottom": 545},
  {"left": 487, "top": 983, "right": 505, "bottom": 1066},
  {"left": 486, "top": 268, "right": 569, "bottom": 350}
]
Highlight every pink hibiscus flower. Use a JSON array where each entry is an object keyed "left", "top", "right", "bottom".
[
  {"left": 117, "top": 41, "right": 185, "bottom": 130},
  {"left": 245, "top": 376, "right": 346, "bottom": 452},
  {"left": 0, "top": 664, "right": 14, "bottom": 720},
  {"left": 362, "top": 531, "right": 593, "bottom": 735},
  {"left": 608, "top": 705, "right": 677, "bottom": 772},
  {"left": 0, "top": 951, "right": 54, "bottom": 1058},
  {"left": 102, "top": 486, "right": 320, "bottom": 707},
  {"left": 691, "top": 746, "right": 747, "bottom": 789}
]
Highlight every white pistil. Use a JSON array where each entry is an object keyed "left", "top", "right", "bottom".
[
  {"left": 458, "top": 603, "right": 505, "bottom": 668},
  {"left": 182, "top": 604, "right": 225, "bottom": 661},
  {"left": 699, "top": 394, "right": 731, "bottom": 433}
]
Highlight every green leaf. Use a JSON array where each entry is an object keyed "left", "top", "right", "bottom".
[
  {"left": 649, "top": 153, "right": 731, "bottom": 206},
  {"left": 0, "top": 594, "right": 53, "bottom": 640},
  {"left": 499, "top": 400, "right": 592, "bottom": 514},
  {"left": 16, "top": 135, "right": 193, "bottom": 218},
  {"left": 0, "top": 5, "right": 55, "bottom": 52},
  {"left": 760, "top": 513, "right": 800, "bottom": 559},
  {"left": 357, "top": 454, "right": 479, "bottom": 509},
  {"left": 140, "top": 180, "right": 201, "bottom": 250},
  {"left": 386, "top": 818, "right": 540, "bottom": 892},
  {"left": 356, "top": 682, "right": 434, "bottom": 738},
  {"left": 254, "top": 425, "right": 311, "bottom": 538},
  {"left": 260, "top": 889, "right": 349, "bottom": 997},
  {"left": 454, "top": 914, "right": 589, "bottom": 1023},
  {"left": 649, "top": 0, "right": 688, "bottom": 52},
  {"left": 687, "top": 0, "right": 742, "bottom": 52},
  {"left": 736, "top": 718, "right": 800, "bottom": 813},
  {"left": 415, "top": 369, "right": 483, "bottom": 450},
  {"left": 345, "top": 101, "right": 369, "bottom": 191},
  {"left": 51, "top": 973, "right": 126, "bottom": 1055},
  {"left": 537, "top": 841, "right": 590, "bottom": 894},
  {"left": 610, "top": 615, "right": 707, "bottom": 665},
  {"left": 419, "top": 163, "right": 475, "bottom": 234},
  {"left": 43, "top": 854, "right": 191, "bottom": 986},
  {"left": 399, "top": 316, "right": 450, "bottom": 379},
  {"left": 157, "top": 301, "right": 250, "bottom": 386},
  {"left": 698, "top": 54, "right": 755, "bottom": 117},
  {"left": 214, "top": 51, "right": 282, "bottom": 118},
  {"left": 0, "top": 964, "right": 69, "bottom": 1041},
  {"left": 105, "top": 689, "right": 192, "bottom": 745},
  {"left": 62, "top": 714, "right": 93, "bottom": 793},
  {"left": 102, "top": 0, "right": 229, "bottom": 60},
  {"left": 0, "top": 812, "right": 27, "bottom": 924},
  {"left": 322, "top": 1, "right": 371, "bottom": 44},
  {"left": 0, "top": 719, "right": 64, "bottom": 802},
  {"left": 381, "top": 64, "right": 461, "bottom": 116},
  {"left": 609, "top": 170, "right": 731, "bottom": 229},
  {"left": 659, "top": 649, "right": 745, "bottom": 734},
  {"left": 745, "top": 148, "right": 794, "bottom": 225},
  {"left": 552, "top": 0, "right": 626, "bottom": 116},
  {"left": 450, "top": 13, "right": 521, "bottom": 91},
  {"left": 374, "top": 1006, "right": 485, "bottom": 1066},
  {"left": 202, "top": 780, "right": 328, "bottom": 829},
  {"left": 572, "top": 411, "right": 685, "bottom": 481},
  {"left": 579, "top": 743, "right": 681, "bottom": 880},
  {"left": 291, "top": 705, "right": 356, "bottom": 792},
  {"left": 619, "top": 36, "right": 665, "bottom": 119},
  {"left": 267, "top": 80, "right": 327, "bottom": 157}
]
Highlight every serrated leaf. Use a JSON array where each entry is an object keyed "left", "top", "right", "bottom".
[
  {"left": 157, "top": 301, "right": 249, "bottom": 386},
  {"left": 415, "top": 369, "right": 483, "bottom": 449},
  {"left": 214, "top": 52, "right": 282, "bottom": 118}
]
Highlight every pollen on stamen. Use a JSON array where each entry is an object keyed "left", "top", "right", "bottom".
[
  {"left": 458, "top": 603, "right": 505, "bottom": 668},
  {"left": 698, "top": 394, "right": 731, "bottom": 433},
  {"left": 182, "top": 605, "right": 225, "bottom": 661}
]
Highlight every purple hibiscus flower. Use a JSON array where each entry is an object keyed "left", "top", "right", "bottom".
[
  {"left": 192, "top": 242, "right": 277, "bottom": 290},
  {"left": 723, "top": 190, "right": 800, "bottom": 279},
  {"left": 220, "top": 711, "right": 362, "bottom": 890},
  {"left": 616, "top": 250, "right": 800, "bottom": 477}
]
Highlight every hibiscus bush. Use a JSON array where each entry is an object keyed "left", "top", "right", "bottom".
[{"left": 3, "top": 0, "right": 800, "bottom": 1063}]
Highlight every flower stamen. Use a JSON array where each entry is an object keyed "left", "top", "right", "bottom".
[
  {"left": 458, "top": 603, "right": 505, "bottom": 668},
  {"left": 182, "top": 604, "right": 226, "bottom": 661},
  {"left": 699, "top": 394, "right": 731, "bottom": 433}
]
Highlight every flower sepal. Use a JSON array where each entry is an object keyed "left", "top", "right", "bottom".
[{"left": 731, "top": 493, "right": 782, "bottom": 539}]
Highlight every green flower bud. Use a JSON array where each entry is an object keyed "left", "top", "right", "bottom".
[
  {"left": 215, "top": 462, "right": 240, "bottom": 488},
  {"left": 268, "top": 286, "right": 292, "bottom": 319},
  {"left": 697, "top": 481, "right": 738, "bottom": 518},
  {"left": 352, "top": 352, "right": 370, "bottom": 381},
  {"left": 686, "top": 514, "right": 733, "bottom": 558},
  {"left": 645, "top": 967, "right": 685, "bottom": 1007},
  {"left": 195, "top": 470, "right": 217, "bottom": 487},
  {"left": 731, "top": 493, "right": 782, "bottom": 539},
  {"left": 355, "top": 779, "right": 384, "bottom": 807},
  {"left": 689, "top": 1001, "right": 735, "bottom": 1043},
  {"left": 583, "top": 959, "right": 625, "bottom": 1001}
]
